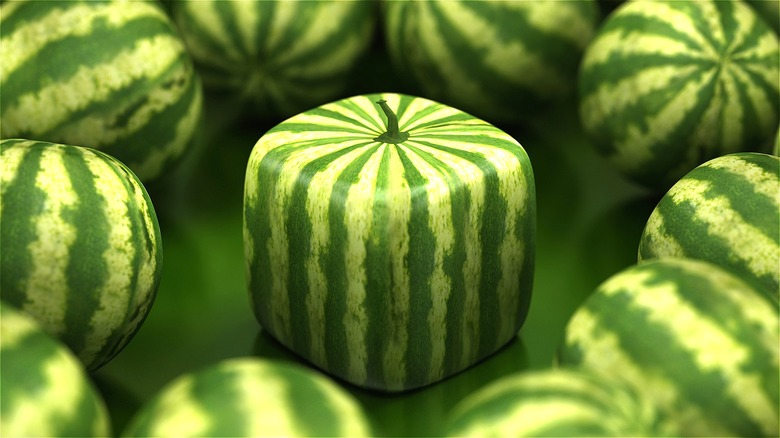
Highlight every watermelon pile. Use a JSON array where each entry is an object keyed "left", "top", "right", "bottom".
[{"left": 1, "top": 0, "right": 778, "bottom": 436}]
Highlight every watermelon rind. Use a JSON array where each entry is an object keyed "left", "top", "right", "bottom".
[
  {"left": 0, "top": 138, "right": 163, "bottom": 371},
  {"left": 243, "top": 92, "right": 536, "bottom": 392}
]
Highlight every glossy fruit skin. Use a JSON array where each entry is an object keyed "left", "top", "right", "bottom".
[
  {"left": 122, "top": 358, "right": 373, "bottom": 437},
  {"left": 0, "top": 0, "right": 203, "bottom": 182},
  {"left": 445, "top": 368, "right": 666, "bottom": 437},
  {"left": 0, "top": 138, "right": 163, "bottom": 371},
  {"left": 382, "top": 0, "right": 600, "bottom": 124},
  {"left": 171, "top": 0, "right": 376, "bottom": 120},
  {"left": 638, "top": 152, "right": 780, "bottom": 303},
  {"left": 243, "top": 93, "right": 536, "bottom": 392},
  {"left": 559, "top": 258, "right": 780, "bottom": 437},
  {"left": 0, "top": 301, "right": 112, "bottom": 437},
  {"left": 579, "top": 0, "right": 780, "bottom": 189}
]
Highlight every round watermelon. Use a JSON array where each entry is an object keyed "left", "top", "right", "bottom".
[
  {"left": 445, "top": 368, "right": 666, "bottom": 437},
  {"left": 381, "top": 0, "right": 600, "bottom": 124},
  {"left": 243, "top": 93, "right": 536, "bottom": 392},
  {"left": 558, "top": 258, "right": 779, "bottom": 437},
  {"left": 122, "top": 358, "right": 373, "bottom": 437},
  {"left": 579, "top": 0, "right": 780, "bottom": 189},
  {"left": 0, "top": 138, "right": 163, "bottom": 371},
  {"left": 638, "top": 152, "right": 779, "bottom": 302},
  {"left": 0, "top": 0, "right": 203, "bottom": 182},
  {"left": 0, "top": 301, "right": 111, "bottom": 437},
  {"left": 170, "top": 0, "right": 376, "bottom": 120}
]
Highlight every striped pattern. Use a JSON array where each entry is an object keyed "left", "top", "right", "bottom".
[
  {"left": 171, "top": 0, "right": 375, "bottom": 120},
  {"left": 123, "top": 358, "right": 373, "bottom": 437},
  {"left": 638, "top": 152, "right": 780, "bottom": 302},
  {"left": 559, "top": 258, "right": 780, "bottom": 437},
  {"left": 747, "top": 0, "right": 780, "bottom": 34},
  {"left": 0, "top": 0, "right": 202, "bottom": 182},
  {"left": 579, "top": 0, "right": 780, "bottom": 188},
  {"left": 0, "top": 301, "right": 111, "bottom": 437},
  {"left": 0, "top": 139, "right": 163, "bottom": 371},
  {"left": 382, "top": 0, "right": 599, "bottom": 123},
  {"left": 445, "top": 369, "right": 665, "bottom": 437},
  {"left": 243, "top": 93, "right": 536, "bottom": 392}
]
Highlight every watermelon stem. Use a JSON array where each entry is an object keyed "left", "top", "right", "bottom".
[{"left": 374, "top": 99, "right": 409, "bottom": 144}]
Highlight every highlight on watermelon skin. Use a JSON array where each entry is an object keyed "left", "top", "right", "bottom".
[{"left": 243, "top": 92, "right": 536, "bottom": 392}]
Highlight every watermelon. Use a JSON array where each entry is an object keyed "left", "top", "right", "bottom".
[
  {"left": 0, "top": 301, "right": 111, "bottom": 437},
  {"left": 170, "top": 0, "right": 376, "bottom": 120},
  {"left": 243, "top": 93, "right": 536, "bottom": 392},
  {"left": 0, "top": 0, "right": 203, "bottom": 182},
  {"left": 638, "top": 152, "right": 780, "bottom": 302},
  {"left": 0, "top": 138, "right": 163, "bottom": 371},
  {"left": 579, "top": 0, "right": 780, "bottom": 189},
  {"left": 381, "top": 0, "right": 600, "bottom": 124},
  {"left": 444, "top": 368, "right": 666, "bottom": 437},
  {"left": 774, "top": 125, "right": 780, "bottom": 156},
  {"left": 746, "top": 0, "right": 780, "bottom": 34},
  {"left": 558, "top": 258, "right": 780, "bottom": 437},
  {"left": 122, "top": 358, "right": 373, "bottom": 437}
]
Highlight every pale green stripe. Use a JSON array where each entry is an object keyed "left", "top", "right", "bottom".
[
  {"left": 725, "top": 0, "right": 763, "bottom": 56},
  {"left": 286, "top": 23, "right": 369, "bottom": 79},
  {"left": 726, "top": 62, "right": 778, "bottom": 136},
  {"left": 0, "top": 2, "right": 162, "bottom": 84},
  {"left": 236, "top": 363, "right": 299, "bottom": 435},
  {"left": 668, "top": 177, "right": 779, "bottom": 281},
  {"left": 600, "top": 267, "right": 777, "bottom": 435},
  {"left": 400, "top": 102, "right": 463, "bottom": 132},
  {"left": 733, "top": 30, "right": 780, "bottom": 62},
  {"left": 263, "top": 1, "right": 303, "bottom": 55},
  {"left": 306, "top": 368, "right": 372, "bottom": 437},
  {"left": 382, "top": 145, "right": 412, "bottom": 389},
  {"left": 1, "top": 33, "right": 184, "bottom": 139},
  {"left": 79, "top": 150, "right": 134, "bottom": 366},
  {"left": 143, "top": 376, "right": 211, "bottom": 436},
  {"left": 625, "top": 1, "right": 718, "bottom": 58},
  {"left": 613, "top": 69, "right": 717, "bottom": 172},
  {"left": 303, "top": 142, "right": 374, "bottom": 370},
  {"left": 638, "top": 209, "right": 685, "bottom": 260},
  {"left": 718, "top": 65, "right": 746, "bottom": 151},
  {"left": 341, "top": 145, "right": 385, "bottom": 385},
  {"left": 232, "top": 1, "right": 260, "bottom": 56},
  {"left": 272, "top": 2, "right": 355, "bottom": 68},
  {"left": 22, "top": 148, "right": 77, "bottom": 337},
  {"left": 401, "top": 143, "right": 456, "bottom": 383}
]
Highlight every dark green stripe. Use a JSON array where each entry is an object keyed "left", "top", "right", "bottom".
[
  {"left": 363, "top": 145, "right": 394, "bottom": 388},
  {"left": 283, "top": 364, "right": 351, "bottom": 436},
  {"left": 0, "top": 141, "right": 45, "bottom": 310},
  {"left": 323, "top": 143, "right": 383, "bottom": 382},
  {"left": 0, "top": 0, "right": 81, "bottom": 39},
  {"left": 192, "top": 366, "right": 248, "bottom": 437},
  {"left": 337, "top": 98, "right": 384, "bottom": 133},
  {"left": 62, "top": 148, "right": 110, "bottom": 361},
  {"left": 212, "top": 1, "right": 248, "bottom": 59},
  {"left": 395, "top": 146, "right": 435, "bottom": 388}
]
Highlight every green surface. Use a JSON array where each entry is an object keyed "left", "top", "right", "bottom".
[{"left": 92, "top": 45, "right": 656, "bottom": 435}]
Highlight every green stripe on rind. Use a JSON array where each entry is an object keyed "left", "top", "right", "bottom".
[
  {"left": 0, "top": 139, "right": 163, "bottom": 371},
  {"left": 382, "top": 0, "right": 599, "bottom": 123},
  {"left": 243, "top": 93, "right": 535, "bottom": 392},
  {"left": 122, "top": 358, "right": 373, "bottom": 437},
  {"left": 445, "top": 369, "right": 664, "bottom": 437},
  {"left": 559, "top": 258, "right": 780, "bottom": 437},
  {"left": 0, "top": 0, "right": 202, "bottom": 182},
  {"left": 638, "top": 152, "right": 780, "bottom": 302},
  {"left": 578, "top": 0, "right": 780, "bottom": 189},
  {"left": 171, "top": 0, "right": 375, "bottom": 119},
  {"left": 0, "top": 302, "right": 111, "bottom": 437}
]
